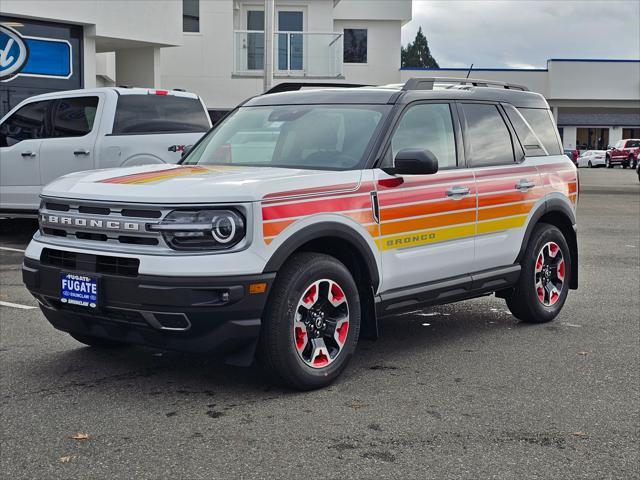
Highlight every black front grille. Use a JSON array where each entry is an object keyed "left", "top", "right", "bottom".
[
  {"left": 41, "top": 248, "right": 140, "bottom": 277},
  {"left": 49, "top": 300, "right": 148, "bottom": 326}
]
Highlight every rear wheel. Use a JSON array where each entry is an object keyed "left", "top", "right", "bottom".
[
  {"left": 505, "top": 223, "right": 571, "bottom": 323},
  {"left": 258, "top": 252, "right": 360, "bottom": 390},
  {"left": 69, "top": 332, "right": 127, "bottom": 349}
]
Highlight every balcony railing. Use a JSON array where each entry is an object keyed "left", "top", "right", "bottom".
[{"left": 233, "top": 30, "right": 343, "bottom": 78}]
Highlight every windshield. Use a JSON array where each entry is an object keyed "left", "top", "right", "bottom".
[{"left": 183, "top": 105, "right": 389, "bottom": 170}]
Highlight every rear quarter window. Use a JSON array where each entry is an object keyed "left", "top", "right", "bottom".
[
  {"left": 517, "top": 108, "right": 562, "bottom": 155},
  {"left": 625, "top": 140, "right": 640, "bottom": 148},
  {"left": 112, "top": 95, "right": 210, "bottom": 135}
]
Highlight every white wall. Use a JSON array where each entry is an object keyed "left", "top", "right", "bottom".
[
  {"left": 334, "top": 0, "right": 412, "bottom": 23},
  {"left": 547, "top": 61, "right": 640, "bottom": 101},
  {"left": 1, "top": 0, "right": 183, "bottom": 47},
  {"left": 336, "top": 20, "right": 403, "bottom": 86}
]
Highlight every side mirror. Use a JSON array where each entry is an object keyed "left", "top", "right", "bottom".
[
  {"left": 386, "top": 149, "right": 439, "bottom": 175},
  {"left": 181, "top": 145, "right": 193, "bottom": 159}
]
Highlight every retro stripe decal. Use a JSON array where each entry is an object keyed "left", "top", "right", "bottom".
[
  {"left": 261, "top": 163, "right": 577, "bottom": 249},
  {"left": 99, "top": 166, "right": 234, "bottom": 185}
]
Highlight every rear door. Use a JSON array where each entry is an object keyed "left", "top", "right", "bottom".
[
  {"left": 39, "top": 94, "right": 103, "bottom": 186},
  {"left": 0, "top": 99, "right": 53, "bottom": 211},
  {"left": 458, "top": 102, "right": 543, "bottom": 272},
  {"left": 374, "top": 101, "right": 476, "bottom": 292}
]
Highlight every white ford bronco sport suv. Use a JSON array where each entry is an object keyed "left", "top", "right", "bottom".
[
  {"left": 1, "top": 87, "right": 211, "bottom": 216},
  {"left": 23, "top": 78, "right": 578, "bottom": 390}
]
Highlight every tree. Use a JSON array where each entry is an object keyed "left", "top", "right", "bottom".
[{"left": 401, "top": 27, "right": 439, "bottom": 68}]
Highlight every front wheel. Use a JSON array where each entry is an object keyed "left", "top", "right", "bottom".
[
  {"left": 258, "top": 252, "right": 361, "bottom": 390},
  {"left": 505, "top": 223, "right": 572, "bottom": 323}
]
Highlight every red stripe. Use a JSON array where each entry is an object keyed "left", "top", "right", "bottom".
[
  {"left": 473, "top": 166, "right": 528, "bottom": 179},
  {"left": 376, "top": 172, "right": 472, "bottom": 191},
  {"left": 378, "top": 182, "right": 475, "bottom": 207},
  {"left": 262, "top": 194, "right": 372, "bottom": 221}
]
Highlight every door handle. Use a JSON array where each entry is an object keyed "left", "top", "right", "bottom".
[
  {"left": 74, "top": 149, "right": 91, "bottom": 156},
  {"left": 446, "top": 186, "right": 471, "bottom": 198},
  {"left": 21, "top": 151, "right": 36, "bottom": 158},
  {"left": 515, "top": 179, "right": 536, "bottom": 192}
]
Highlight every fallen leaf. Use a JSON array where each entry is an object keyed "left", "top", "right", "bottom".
[
  {"left": 70, "top": 432, "right": 90, "bottom": 440},
  {"left": 576, "top": 351, "right": 590, "bottom": 356},
  {"left": 59, "top": 456, "right": 71, "bottom": 463},
  {"left": 347, "top": 402, "right": 368, "bottom": 411},
  {"left": 571, "top": 431, "right": 588, "bottom": 437}
]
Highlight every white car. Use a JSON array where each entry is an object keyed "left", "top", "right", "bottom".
[
  {"left": 576, "top": 150, "right": 606, "bottom": 168},
  {"left": 0, "top": 87, "right": 211, "bottom": 216},
  {"left": 22, "top": 80, "right": 579, "bottom": 390}
]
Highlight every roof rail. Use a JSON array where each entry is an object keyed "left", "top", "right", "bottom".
[
  {"left": 264, "top": 82, "right": 370, "bottom": 95},
  {"left": 402, "top": 77, "right": 529, "bottom": 92}
]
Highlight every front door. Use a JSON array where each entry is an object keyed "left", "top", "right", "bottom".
[
  {"left": 0, "top": 99, "right": 52, "bottom": 211},
  {"left": 374, "top": 102, "right": 476, "bottom": 292},
  {"left": 39, "top": 94, "right": 102, "bottom": 186}
]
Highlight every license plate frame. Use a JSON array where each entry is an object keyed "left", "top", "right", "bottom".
[{"left": 60, "top": 272, "right": 100, "bottom": 309}]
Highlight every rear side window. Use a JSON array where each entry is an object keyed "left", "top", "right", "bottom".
[
  {"left": 503, "top": 103, "right": 546, "bottom": 157},
  {"left": 53, "top": 97, "right": 99, "bottom": 138},
  {"left": 112, "top": 95, "right": 210, "bottom": 134},
  {"left": 0, "top": 100, "right": 51, "bottom": 147},
  {"left": 517, "top": 108, "right": 561, "bottom": 155},
  {"left": 626, "top": 140, "right": 640, "bottom": 148},
  {"left": 461, "top": 103, "right": 515, "bottom": 167}
]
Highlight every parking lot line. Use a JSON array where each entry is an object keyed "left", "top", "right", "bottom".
[
  {"left": 0, "top": 246, "right": 25, "bottom": 253},
  {"left": 0, "top": 301, "right": 37, "bottom": 310}
]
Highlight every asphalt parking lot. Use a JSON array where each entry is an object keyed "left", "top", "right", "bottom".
[{"left": 1, "top": 168, "right": 638, "bottom": 479}]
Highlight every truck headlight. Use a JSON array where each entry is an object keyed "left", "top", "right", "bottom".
[{"left": 149, "top": 209, "right": 245, "bottom": 250}]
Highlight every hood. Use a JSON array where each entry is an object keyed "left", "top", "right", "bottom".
[{"left": 41, "top": 164, "right": 363, "bottom": 204}]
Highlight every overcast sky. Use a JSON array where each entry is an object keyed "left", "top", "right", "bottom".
[{"left": 402, "top": 0, "right": 640, "bottom": 68}]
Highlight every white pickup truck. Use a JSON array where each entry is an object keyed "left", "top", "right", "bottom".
[{"left": 0, "top": 87, "right": 211, "bottom": 216}]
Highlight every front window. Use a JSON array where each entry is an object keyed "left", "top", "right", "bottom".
[{"left": 183, "top": 105, "right": 388, "bottom": 170}]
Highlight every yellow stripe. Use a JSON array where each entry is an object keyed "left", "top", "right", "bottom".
[
  {"left": 477, "top": 215, "right": 527, "bottom": 235},
  {"left": 376, "top": 224, "right": 475, "bottom": 251}
]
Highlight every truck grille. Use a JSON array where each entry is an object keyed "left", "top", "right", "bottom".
[
  {"left": 41, "top": 248, "right": 140, "bottom": 276},
  {"left": 39, "top": 197, "right": 169, "bottom": 252}
]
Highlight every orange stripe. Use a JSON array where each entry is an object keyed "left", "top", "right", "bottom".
[
  {"left": 478, "top": 203, "right": 534, "bottom": 221},
  {"left": 380, "top": 197, "right": 475, "bottom": 221},
  {"left": 263, "top": 219, "right": 295, "bottom": 237},
  {"left": 479, "top": 191, "right": 543, "bottom": 208},
  {"left": 380, "top": 210, "right": 475, "bottom": 236},
  {"left": 568, "top": 182, "right": 577, "bottom": 194}
]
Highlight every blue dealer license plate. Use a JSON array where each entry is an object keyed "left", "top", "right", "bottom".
[{"left": 61, "top": 273, "right": 98, "bottom": 308}]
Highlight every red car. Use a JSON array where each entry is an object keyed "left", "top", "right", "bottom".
[{"left": 605, "top": 139, "right": 640, "bottom": 168}]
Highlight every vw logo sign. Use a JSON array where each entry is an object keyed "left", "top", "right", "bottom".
[{"left": 0, "top": 25, "right": 29, "bottom": 80}]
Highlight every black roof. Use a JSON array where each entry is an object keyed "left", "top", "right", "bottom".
[{"left": 243, "top": 78, "right": 549, "bottom": 109}]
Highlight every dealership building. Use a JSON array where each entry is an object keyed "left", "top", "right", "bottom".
[{"left": 1, "top": 1, "right": 639, "bottom": 150}]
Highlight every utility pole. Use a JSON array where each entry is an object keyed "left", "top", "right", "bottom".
[{"left": 263, "top": 0, "right": 274, "bottom": 92}]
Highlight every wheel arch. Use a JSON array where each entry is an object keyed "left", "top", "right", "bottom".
[
  {"left": 517, "top": 199, "right": 578, "bottom": 289},
  {"left": 263, "top": 222, "right": 380, "bottom": 339}
]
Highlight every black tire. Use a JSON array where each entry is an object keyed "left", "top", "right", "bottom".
[
  {"left": 69, "top": 332, "right": 128, "bottom": 349},
  {"left": 258, "top": 252, "right": 361, "bottom": 390},
  {"left": 587, "top": 160, "right": 592, "bottom": 168},
  {"left": 505, "top": 223, "right": 572, "bottom": 323},
  {"left": 605, "top": 156, "right": 612, "bottom": 168}
]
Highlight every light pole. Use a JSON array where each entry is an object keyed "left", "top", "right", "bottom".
[{"left": 263, "top": 0, "right": 274, "bottom": 92}]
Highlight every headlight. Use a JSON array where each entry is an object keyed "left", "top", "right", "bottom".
[{"left": 149, "top": 209, "right": 245, "bottom": 251}]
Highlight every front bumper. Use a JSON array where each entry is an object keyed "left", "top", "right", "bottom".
[{"left": 23, "top": 256, "right": 275, "bottom": 364}]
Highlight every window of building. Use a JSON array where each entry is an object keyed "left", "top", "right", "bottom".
[
  {"left": 0, "top": 100, "right": 52, "bottom": 147},
  {"left": 622, "top": 128, "right": 640, "bottom": 140},
  {"left": 52, "top": 97, "right": 99, "bottom": 138},
  {"left": 517, "top": 108, "right": 562, "bottom": 155},
  {"left": 183, "top": 0, "right": 200, "bottom": 33},
  {"left": 461, "top": 103, "right": 515, "bottom": 167},
  {"left": 385, "top": 103, "right": 457, "bottom": 169},
  {"left": 343, "top": 29, "right": 367, "bottom": 63},
  {"left": 576, "top": 128, "right": 609, "bottom": 150},
  {"left": 112, "top": 95, "right": 210, "bottom": 134}
]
